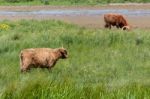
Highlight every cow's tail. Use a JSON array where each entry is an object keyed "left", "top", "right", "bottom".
[{"left": 20, "top": 52, "right": 24, "bottom": 72}]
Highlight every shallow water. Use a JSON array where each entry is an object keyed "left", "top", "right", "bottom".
[{"left": 0, "top": 9, "right": 150, "bottom": 16}]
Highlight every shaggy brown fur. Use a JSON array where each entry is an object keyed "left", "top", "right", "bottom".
[
  {"left": 104, "top": 13, "right": 130, "bottom": 30},
  {"left": 20, "top": 48, "right": 68, "bottom": 72}
]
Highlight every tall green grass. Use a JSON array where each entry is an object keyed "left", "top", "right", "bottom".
[
  {"left": 0, "top": 0, "right": 149, "bottom": 5},
  {"left": 0, "top": 20, "right": 149, "bottom": 99}
]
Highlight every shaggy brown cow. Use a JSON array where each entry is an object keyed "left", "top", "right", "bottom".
[
  {"left": 104, "top": 13, "right": 130, "bottom": 30},
  {"left": 20, "top": 48, "right": 68, "bottom": 72}
]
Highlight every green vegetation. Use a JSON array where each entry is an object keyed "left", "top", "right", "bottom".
[
  {"left": 0, "top": 0, "right": 149, "bottom": 5},
  {"left": 0, "top": 20, "right": 150, "bottom": 99}
]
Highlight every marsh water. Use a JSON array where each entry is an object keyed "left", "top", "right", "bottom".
[{"left": 0, "top": 9, "right": 150, "bottom": 16}]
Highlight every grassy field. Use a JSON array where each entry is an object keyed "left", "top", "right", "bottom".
[
  {"left": 0, "top": 20, "right": 149, "bottom": 99},
  {"left": 0, "top": 0, "right": 149, "bottom": 5}
]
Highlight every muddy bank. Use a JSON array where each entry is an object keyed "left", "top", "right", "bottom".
[{"left": 0, "top": 5, "right": 150, "bottom": 29}]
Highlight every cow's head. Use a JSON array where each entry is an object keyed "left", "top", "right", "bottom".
[
  {"left": 58, "top": 48, "right": 68, "bottom": 59},
  {"left": 122, "top": 26, "right": 130, "bottom": 31}
]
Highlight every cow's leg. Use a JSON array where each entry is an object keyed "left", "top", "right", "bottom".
[
  {"left": 119, "top": 23, "right": 124, "bottom": 29},
  {"left": 20, "top": 59, "right": 31, "bottom": 72},
  {"left": 47, "top": 61, "right": 56, "bottom": 71},
  {"left": 21, "top": 66, "right": 30, "bottom": 72},
  {"left": 105, "top": 23, "right": 111, "bottom": 29},
  {"left": 20, "top": 65, "right": 30, "bottom": 72},
  {"left": 108, "top": 25, "right": 111, "bottom": 29},
  {"left": 116, "top": 23, "right": 120, "bottom": 29},
  {"left": 116, "top": 25, "right": 120, "bottom": 28},
  {"left": 116, "top": 24, "right": 120, "bottom": 28}
]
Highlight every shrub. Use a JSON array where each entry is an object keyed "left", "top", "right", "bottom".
[{"left": 5, "top": 0, "right": 34, "bottom": 3}]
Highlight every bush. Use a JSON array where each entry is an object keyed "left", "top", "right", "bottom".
[{"left": 5, "top": 0, "right": 34, "bottom": 3}]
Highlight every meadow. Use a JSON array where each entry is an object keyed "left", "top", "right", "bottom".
[
  {"left": 0, "top": 20, "right": 149, "bottom": 99},
  {"left": 0, "top": 0, "right": 149, "bottom": 5}
]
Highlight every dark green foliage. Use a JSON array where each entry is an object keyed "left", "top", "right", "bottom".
[
  {"left": 5, "top": 0, "right": 34, "bottom": 3},
  {"left": 0, "top": 0, "right": 149, "bottom": 5}
]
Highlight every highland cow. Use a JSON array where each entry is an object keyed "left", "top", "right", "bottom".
[
  {"left": 104, "top": 13, "right": 130, "bottom": 30},
  {"left": 20, "top": 48, "right": 68, "bottom": 72}
]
